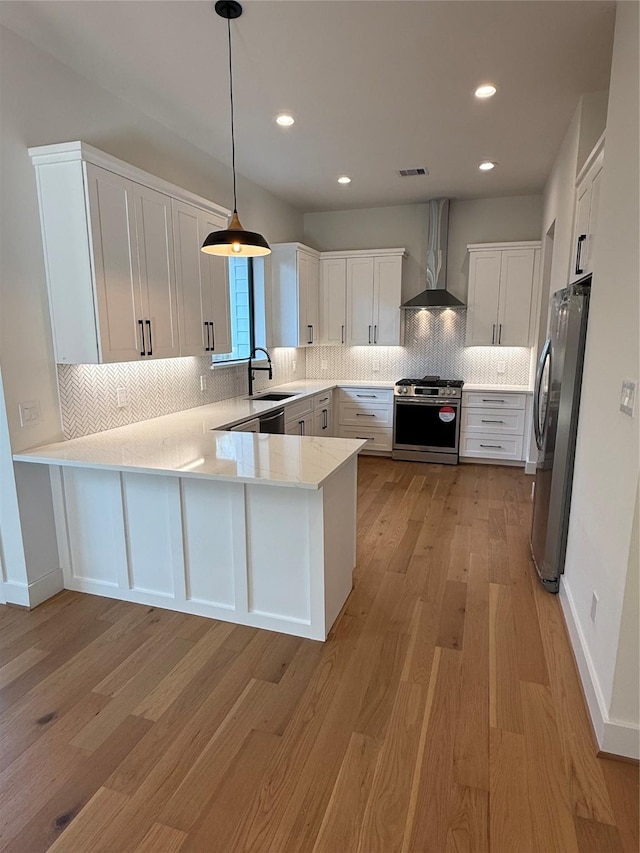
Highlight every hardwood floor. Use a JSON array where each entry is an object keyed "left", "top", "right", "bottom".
[{"left": 0, "top": 458, "right": 637, "bottom": 852}]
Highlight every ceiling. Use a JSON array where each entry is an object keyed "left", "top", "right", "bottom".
[{"left": 0, "top": 1, "right": 616, "bottom": 212}]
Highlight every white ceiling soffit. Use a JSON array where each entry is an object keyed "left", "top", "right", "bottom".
[{"left": 0, "top": 0, "right": 616, "bottom": 213}]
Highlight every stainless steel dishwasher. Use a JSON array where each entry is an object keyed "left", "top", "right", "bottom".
[{"left": 259, "top": 408, "right": 285, "bottom": 434}]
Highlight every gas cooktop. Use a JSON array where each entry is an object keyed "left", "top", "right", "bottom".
[{"left": 396, "top": 376, "right": 464, "bottom": 388}]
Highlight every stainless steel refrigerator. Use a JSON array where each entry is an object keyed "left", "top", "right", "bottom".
[{"left": 530, "top": 276, "right": 591, "bottom": 592}]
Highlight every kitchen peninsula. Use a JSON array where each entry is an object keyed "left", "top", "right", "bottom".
[{"left": 14, "top": 398, "right": 366, "bottom": 640}]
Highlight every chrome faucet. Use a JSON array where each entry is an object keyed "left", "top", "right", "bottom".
[{"left": 247, "top": 347, "right": 273, "bottom": 397}]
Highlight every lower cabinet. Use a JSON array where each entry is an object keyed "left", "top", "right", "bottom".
[
  {"left": 460, "top": 390, "right": 528, "bottom": 463},
  {"left": 337, "top": 387, "right": 393, "bottom": 454},
  {"left": 285, "top": 396, "right": 314, "bottom": 436}
]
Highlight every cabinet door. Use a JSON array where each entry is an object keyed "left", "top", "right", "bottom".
[
  {"left": 571, "top": 181, "right": 592, "bottom": 282},
  {"left": 586, "top": 163, "right": 603, "bottom": 274},
  {"left": 373, "top": 255, "right": 402, "bottom": 345},
  {"left": 172, "top": 201, "right": 209, "bottom": 356},
  {"left": 497, "top": 249, "right": 535, "bottom": 346},
  {"left": 313, "top": 406, "right": 332, "bottom": 436},
  {"left": 465, "top": 251, "right": 501, "bottom": 346},
  {"left": 298, "top": 252, "right": 319, "bottom": 345},
  {"left": 201, "top": 213, "right": 232, "bottom": 355},
  {"left": 85, "top": 164, "right": 144, "bottom": 362},
  {"left": 320, "top": 258, "right": 347, "bottom": 345},
  {"left": 134, "top": 185, "right": 179, "bottom": 359},
  {"left": 347, "top": 257, "right": 375, "bottom": 344}
]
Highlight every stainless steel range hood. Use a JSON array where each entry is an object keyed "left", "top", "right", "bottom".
[{"left": 401, "top": 198, "right": 465, "bottom": 309}]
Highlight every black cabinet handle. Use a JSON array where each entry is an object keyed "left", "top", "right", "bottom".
[
  {"left": 356, "top": 436, "right": 374, "bottom": 440},
  {"left": 374, "top": 324, "right": 378, "bottom": 344},
  {"left": 355, "top": 413, "right": 376, "bottom": 417},
  {"left": 204, "top": 322, "right": 210, "bottom": 351},
  {"left": 138, "top": 320, "right": 145, "bottom": 356},
  {"left": 356, "top": 394, "right": 377, "bottom": 399},
  {"left": 491, "top": 324, "right": 496, "bottom": 345},
  {"left": 341, "top": 325, "right": 345, "bottom": 344},
  {"left": 481, "top": 419, "right": 505, "bottom": 424},
  {"left": 482, "top": 398, "right": 505, "bottom": 403},
  {"left": 210, "top": 321, "right": 215, "bottom": 352},
  {"left": 307, "top": 325, "right": 313, "bottom": 345},
  {"left": 498, "top": 324, "right": 502, "bottom": 345},
  {"left": 145, "top": 320, "right": 153, "bottom": 356},
  {"left": 576, "top": 234, "right": 586, "bottom": 275},
  {"left": 480, "top": 444, "right": 503, "bottom": 448},
  {"left": 368, "top": 325, "right": 372, "bottom": 344}
]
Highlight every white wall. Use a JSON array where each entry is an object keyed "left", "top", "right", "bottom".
[
  {"left": 0, "top": 25, "right": 303, "bottom": 456},
  {"left": 303, "top": 195, "right": 542, "bottom": 304},
  {"left": 560, "top": 1, "right": 639, "bottom": 757}
]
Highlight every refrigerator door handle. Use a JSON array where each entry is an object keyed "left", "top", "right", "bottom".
[{"left": 533, "top": 337, "right": 552, "bottom": 451}]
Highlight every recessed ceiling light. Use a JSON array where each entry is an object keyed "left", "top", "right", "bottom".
[
  {"left": 275, "top": 113, "right": 295, "bottom": 127},
  {"left": 479, "top": 161, "right": 497, "bottom": 171},
  {"left": 475, "top": 84, "right": 497, "bottom": 99},
  {"left": 337, "top": 176, "right": 352, "bottom": 185}
]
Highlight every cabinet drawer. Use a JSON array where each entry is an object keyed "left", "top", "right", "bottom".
[
  {"left": 463, "top": 391, "right": 527, "bottom": 410},
  {"left": 338, "top": 387, "right": 394, "bottom": 405},
  {"left": 313, "top": 390, "right": 334, "bottom": 410},
  {"left": 460, "top": 432, "right": 524, "bottom": 461},
  {"left": 339, "top": 402, "right": 392, "bottom": 428},
  {"left": 284, "top": 396, "right": 313, "bottom": 423},
  {"left": 339, "top": 426, "right": 392, "bottom": 452},
  {"left": 461, "top": 407, "right": 525, "bottom": 435}
]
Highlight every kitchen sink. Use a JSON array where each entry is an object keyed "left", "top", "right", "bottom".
[{"left": 252, "top": 392, "right": 297, "bottom": 401}]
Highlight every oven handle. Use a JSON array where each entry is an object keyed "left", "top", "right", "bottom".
[{"left": 394, "top": 397, "right": 460, "bottom": 406}]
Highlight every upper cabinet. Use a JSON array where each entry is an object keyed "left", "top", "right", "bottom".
[
  {"left": 319, "top": 257, "right": 347, "bottom": 345},
  {"left": 29, "top": 142, "right": 232, "bottom": 363},
  {"left": 172, "top": 200, "right": 231, "bottom": 356},
  {"left": 569, "top": 134, "right": 604, "bottom": 284},
  {"left": 318, "top": 249, "right": 405, "bottom": 346},
  {"left": 270, "top": 243, "right": 321, "bottom": 347},
  {"left": 466, "top": 242, "right": 541, "bottom": 347}
]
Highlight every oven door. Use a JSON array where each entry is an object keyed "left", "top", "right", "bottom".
[{"left": 393, "top": 397, "right": 460, "bottom": 453}]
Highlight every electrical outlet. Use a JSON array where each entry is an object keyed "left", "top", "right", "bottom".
[
  {"left": 497, "top": 361, "right": 506, "bottom": 374},
  {"left": 292, "top": 360, "right": 296, "bottom": 372},
  {"left": 620, "top": 379, "right": 636, "bottom": 417},
  {"left": 321, "top": 360, "right": 328, "bottom": 371},
  {"left": 200, "top": 375, "right": 207, "bottom": 392},
  {"left": 590, "top": 592, "right": 599, "bottom": 622},
  {"left": 18, "top": 400, "right": 40, "bottom": 427},
  {"left": 372, "top": 360, "right": 380, "bottom": 372},
  {"left": 116, "top": 388, "right": 128, "bottom": 408}
]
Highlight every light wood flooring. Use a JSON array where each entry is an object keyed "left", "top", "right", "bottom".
[{"left": 0, "top": 458, "right": 637, "bottom": 852}]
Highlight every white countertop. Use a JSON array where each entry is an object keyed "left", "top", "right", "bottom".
[
  {"left": 13, "top": 380, "right": 371, "bottom": 489},
  {"left": 462, "top": 384, "right": 532, "bottom": 393}
]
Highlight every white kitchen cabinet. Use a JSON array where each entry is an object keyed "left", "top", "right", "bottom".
[
  {"left": 346, "top": 251, "right": 404, "bottom": 346},
  {"left": 312, "top": 389, "right": 334, "bottom": 436},
  {"left": 466, "top": 242, "right": 541, "bottom": 347},
  {"left": 337, "top": 387, "right": 394, "bottom": 454},
  {"left": 172, "top": 200, "right": 231, "bottom": 356},
  {"left": 569, "top": 134, "right": 604, "bottom": 283},
  {"left": 319, "top": 257, "right": 347, "bottom": 345},
  {"left": 29, "top": 141, "right": 232, "bottom": 364},
  {"left": 271, "top": 243, "right": 321, "bottom": 347},
  {"left": 460, "top": 389, "right": 528, "bottom": 464}
]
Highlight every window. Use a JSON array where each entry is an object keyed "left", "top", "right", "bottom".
[{"left": 212, "top": 257, "right": 266, "bottom": 364}]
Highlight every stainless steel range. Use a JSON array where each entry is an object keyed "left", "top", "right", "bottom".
[{"left": 392, "top": 376, "right": 464, "bottom": 464}]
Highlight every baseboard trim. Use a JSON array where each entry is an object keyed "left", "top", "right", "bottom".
[
  {"left": 560, "top": 582, "right": 640, "bottom": 760},
  {"left": 1, "top": 580, "right": 30, "bottom": 608},
  {"left": 28, "top": 568, "right": 64, "bottom": 608}
]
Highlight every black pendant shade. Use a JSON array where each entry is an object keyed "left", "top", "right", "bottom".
[{"left": 202, "top": 1, "right": 271, "bottom": 258}]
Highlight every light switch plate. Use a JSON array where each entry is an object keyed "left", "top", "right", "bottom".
[
  {"left": 116, "top": 387, "right": 128, "bottom": 408},
  {"left": 372, "top": 360, "right": 380, "bottom": 372},
  {"left": 19, "top": 400, "right": 41, "bottom": 427},
  {"left": 620, "top": 379, "right": 636, "bottom": 417},
  {"left": 497, "top": 361, "right": 506, "bottom": 374},
  {"left": 200, "top": 375, "right": 207, "bottom": 392}
]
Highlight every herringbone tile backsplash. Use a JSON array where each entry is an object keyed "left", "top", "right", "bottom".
[
  {"left": 306, "top": 311, "right": 532, "bottom": 385},
  {"left": 58, "top": 348, "right": 305, "bottom": 439},
  {"left": 58, "top": 312, "right": 531, "bottom": 440}
]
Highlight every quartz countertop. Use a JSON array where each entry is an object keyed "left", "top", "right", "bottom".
[{"left": 13, "top": 379, "right": 373, "bottom": 489}]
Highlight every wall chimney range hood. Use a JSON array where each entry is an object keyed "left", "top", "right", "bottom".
[{"left": 401, "top": 198, "right": 465, "bottom": 309}]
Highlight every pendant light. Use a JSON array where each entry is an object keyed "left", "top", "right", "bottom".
[{"left": 201, "top": 0, "right": 271, "bottom": 257}]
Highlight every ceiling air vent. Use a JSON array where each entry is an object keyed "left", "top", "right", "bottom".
[{"left": 396, "top": 167, "right": 428, "bottom": 177}]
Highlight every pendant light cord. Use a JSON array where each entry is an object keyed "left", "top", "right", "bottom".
[{"left": 227, "top": 16, "right": 238, "bottom": 215}]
